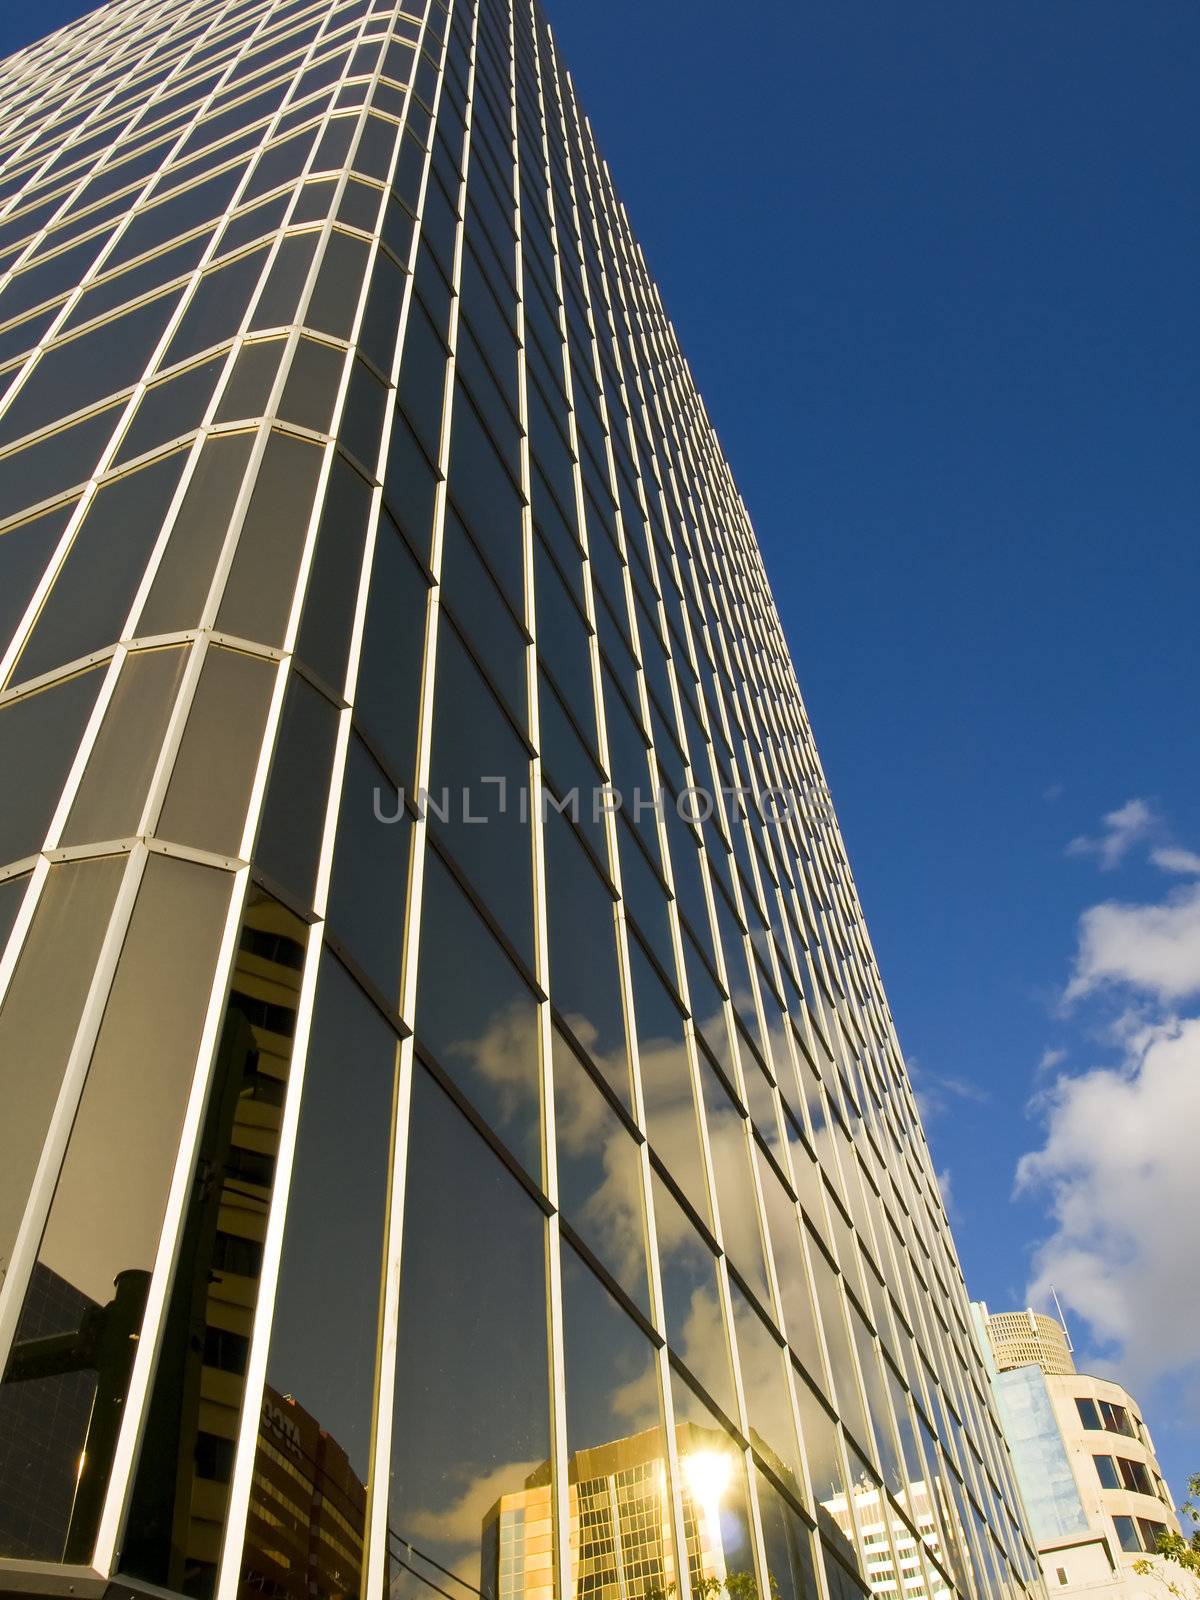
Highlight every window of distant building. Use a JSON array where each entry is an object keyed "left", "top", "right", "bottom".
[
  {"left": 1113, "top": 1516, "right": 1142, "bottom": 1555},
  {"left": 1100, "top": 1401, "right": 1137, "bottom": 1437},
  {"left": 1094, "top": 1456, "right": 1120, "bottom": 1490},
  {"left": 1137, "top": 1520, "right": 1167, "bottom": 1555},
  {"left": 1076, "top": 1398, "right": 1102, "bottom": 1430},
  {"left": 1117, "top": 1458, "right": 1155, "bottom": 1496},
  {"left": 1055, "top": 1569, "right": 1068, "bottom": 1587}
]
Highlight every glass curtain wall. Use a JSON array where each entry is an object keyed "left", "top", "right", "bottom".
[{"left": 0, "top": 2, "right": 1040, "bottom": 1600}]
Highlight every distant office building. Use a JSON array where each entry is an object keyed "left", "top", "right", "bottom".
[
  {"left": 974, "top": 1304, "right": 1180, "bottom": 1598},
  {"left": 245, "top": 1386, "right": 369, "bottom": 1600},
  {"left": 983, "top": 1310, "right": 1075, "bottom": 1380},
  {"left": 0, "top": 0, "right": 1044, "bottom": 1597},
  {"left": 0, "top": 1262, "right": 103, "bottom": 1558},
  {"left": 821, "top": 1477, "right": 955, "bottom": 1600}
]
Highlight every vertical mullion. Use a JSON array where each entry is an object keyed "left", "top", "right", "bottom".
[
  {"left": 506, "top": 5, "right": 573, "bottom": 1598},
  {"left": 361, "top": 0, "right": 480, "bottom": 1592}
]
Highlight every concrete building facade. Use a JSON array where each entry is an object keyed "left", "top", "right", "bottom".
[{"left": 975, "top": 1306, "right": 1180, "bottom": 1600}]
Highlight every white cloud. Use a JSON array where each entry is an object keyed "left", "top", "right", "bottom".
[
  {"left": 1036, "top": 1047, "right": 1067, "bottom": 1077},
  {"left": 404, "top": 1457, "right": 543, "bottom": 1547},
  {"left": 1066, "top": 797, "right": 1157, "bottom": 870},
  {"left": 908, "top": 1056, "right": 990, "bottom": 1123},
  {"left": 1016, "top": 1018, "right": 1200, "bottom": 1401},
  {"left": 1064, "top": 881, "right": 1200, "bottom": 1003},
  {"left": 1152, "top": 846, "right": 1200, "bottom": 876}
]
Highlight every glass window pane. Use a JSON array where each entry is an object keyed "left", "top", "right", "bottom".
[
  {"left": 446, "top": 385, "right": 523, "bottom": 611},
  {"left": 533, "top": 539, "right": 596, "bottom": 752},
  {"left": 651, "top": 1174, "right": 735, "bottom": 1421},
  {"left": 414, "top": 850, "right": 540, "bottom": 1181},
  {"left": 731, "top": 1282, "right": 801, "bottom": 1482},
  {"left": 440, "top": 509, "right": 528, "bottom": 729},
  {"left": 0, "top": 290, "right": 182, "bottom": 445},
  {"left": 1138, "top": 1518, "right": 1165, "bottom": 1554},
  {"left": 603, "top": 670, "right": 656, "bottom": 859},
  {"left": 395, "top": 291, "right": 448, "bottom": 462},
  {"left": 670, "top": 1370, "right": 756, "bottom": 1591},
  {"left": 339, "top": 358, "right": 387, "bottom": 473},
  {"left": 543, "top": 807, "right": 627, "bottom": 1104},
  {"left": 276, "top": 334, "right": 344, "bottom": 433},
  {"left": 239, "top": 954, "right": 400, "bottom": 1599},
  {"left": 14, "top": 450, "right": 188, "bottom": 685},
  {"left": 757, "top": 1467, "right": 820, "bottom": 1600},
  {"left": 0, "top": 872, "right": 29, "bottom": 958},
  {"left": 0, "top": 853, "right": 232, "bottom": 1563},
  {"left": 536, "top": 670, "right": 607, "bottom": 862},
  {"left": 0, "top": 666, "right": 104, "bottom": 864},
  {"left": 1075, "top": 1398, "right": 1101, "bottom": 1431},
  {"left": 294, "top": 452, "right": 373, "bottom": 692},
  {"left": 823, "top": 1545, "right": 868, "bottom": 1600},
  {"left": 755, "top": 1147, "right": 826, "bottom": 1393},
  {"left": 885, "top": 1365, "right": 927, "bottom": 1511},
  {"left": 388, "top": 1066, "right": 550, "bottom": 1600},
  {"left": 122, "top": 889, "right": 309, "bottom": 1592},
  {"left": 165, "top": 248, "right": 272, "bottom": 366},
  {"left": 0, "top": 857, "right": 126, "bottom": 1313},
  {"left": 211, "top": 337, "right": 284, "bottom": 425},
  {"left": 850, "top": 1302, "right": 901, "bottom": 1491},
  {"left": 304, "top": 231, "right": 369, "bottom": 341},
  {"left": 553, "top": 1027, "right": 648, "bottom": 1316},
  {"left": 698, "top": 1059, "right": 769, "bottom": 1306},
  {"left": 808, "top": 1238, "right": 869, "bottom": 1454},
  {"left": 114, "top": 355, "right": 225, "bottom": 465},
  {"left": 326, "top": 733, "right": 412, "bottom": 1005},
  {"left": 427, "top": 624, "right": 533, "bottom": 967},
  {"left": 351, "top": 517, "right": 428, "bottom": 792},
  {"left": 255, "top": 671, "right": 338, "bottom": 909},
  {"left": 629, "top": 937, "right": 709, "bottom": 1226},
  {"left": 157, "top": 643, "right": 277, "bottom": 856},
  {"left": 248, "top": 232, "right": 318, "bottom": 332},
  {"left": 382, "top": 408, "right": 439, "bottom": 560},
  {"left": 1113, "top": 1515, "right": 1140, "bottom": 1554},
  {"left": 0, "top": 504, "right": 79, "bottom": 661},
  {"left": 663, "top": 802, "right": 712, "bottom": 962},
  {"left": 216, "top": 430, "right": 325, "bottom": 649},
  {"left": 135, "top": 432, "right": 256, "bottom": 636},
  {"left": 0, "top": 406, "right": 119, "bottom": 526},
  {"left": 620, "top": 819, "right": 678, "bottom": 979},
  {"left": 61, "top": 646, "right": 190, "bottom": 847},
  {"left": 561, "top": 1234, "right": 661, "bottom": 1457},
  {"left": 357, "top": 247, "right": 404, "bottom": 372}
]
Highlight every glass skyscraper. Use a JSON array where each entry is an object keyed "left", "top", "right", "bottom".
[{"left": 0, "top": 3, "right": 1042, "bottom": 1600}]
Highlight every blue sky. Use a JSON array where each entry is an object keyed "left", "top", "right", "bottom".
[{"left": 4, "top": 0, "right": 1198, "bottom": 1500}]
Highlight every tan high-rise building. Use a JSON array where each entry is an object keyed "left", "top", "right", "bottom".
[
  {"left": 974, "top": 1305, "right": 1181, "bottom": 1600},
  {"left": 983, "top": 1310, "right": 1076, "bottom": 1379}
]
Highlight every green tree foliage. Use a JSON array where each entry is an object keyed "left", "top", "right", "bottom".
[
  {"left": 1133, "top": 1475, "right": 1200, "bottom": 1598},
  {"left": 644, "top": 1574, "right": 781, "bottom": 1600}
]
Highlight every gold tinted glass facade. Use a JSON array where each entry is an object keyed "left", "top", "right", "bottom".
[{"left": 0, "top": 2, "right": 1041, "bottom": 1599}]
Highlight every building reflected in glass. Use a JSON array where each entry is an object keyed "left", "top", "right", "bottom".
[{"left": 0, "top": 0, "right": 1041, "bottom": 1597}]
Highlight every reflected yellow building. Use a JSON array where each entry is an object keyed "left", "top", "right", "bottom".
[{"left": 484, "top": 1424, "right": 764, "bottom": 1600}]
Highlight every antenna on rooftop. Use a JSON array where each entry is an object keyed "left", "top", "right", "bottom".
[{"left": 1049, "top": 1285, "right": 1074, "bottom": 1352}]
